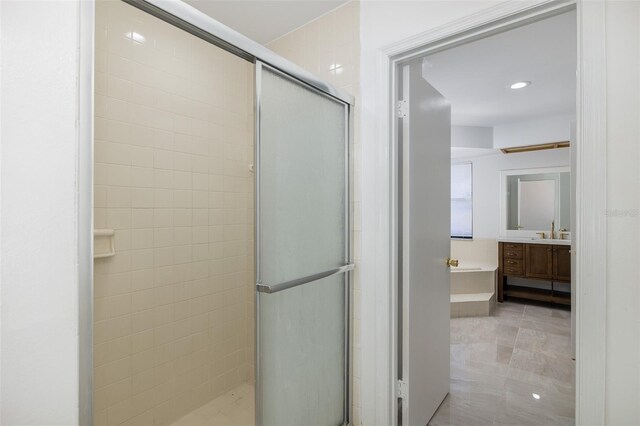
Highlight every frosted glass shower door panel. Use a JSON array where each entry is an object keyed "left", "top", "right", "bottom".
[
  {"left": 258, "top": 66, "right": 346, "bottom": 285},
  {"left": 256, "top": 62, "right": 350, "bottom": 426},
  {"left": 259, "top": 274, "right": 345, "bottom": 426}
]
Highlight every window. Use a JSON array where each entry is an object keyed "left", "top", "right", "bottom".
[{"left": 451, "top": 162, "right": 473, "bottom": 238}]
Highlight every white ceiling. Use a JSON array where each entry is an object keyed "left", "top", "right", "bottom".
[
  {"left": 423, "top": 11, "right": 577, "bottom": 127},
  {"left": 183, "top": 0, "right": 348, "bottom": 44}
]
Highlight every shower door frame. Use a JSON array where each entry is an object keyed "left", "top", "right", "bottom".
[
  {"left": 80, "top": 1, "right": 354, "bottom": 424},
  {"left": 254, "top": 60, "right": 354, "bottom": 426}
]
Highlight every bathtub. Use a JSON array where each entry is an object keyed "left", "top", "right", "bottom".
[
  {"left": 451, "top": 265, "right": 482, "bottom": 272},
  {"left": 450, "top": 239, "right": 499, "bottom": 317}
]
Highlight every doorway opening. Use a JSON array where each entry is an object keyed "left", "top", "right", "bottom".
[{"left": 394, "top": 6, "right": 577, "bottom": 426}]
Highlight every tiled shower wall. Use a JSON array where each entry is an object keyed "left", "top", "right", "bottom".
[
  {"left": 267, "top": 3, "right": 362, "bottom": 424},
  {"left": 93, "top": 1, "right": 254, "bottom": 424}
]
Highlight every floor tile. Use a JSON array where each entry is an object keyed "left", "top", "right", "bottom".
[
  {"left": 502, "top": 375, "right": 575, "bottom": 418},
  {"left": 170, "top": 382, "right": 254, "bottom": 426},
  {"left": 430, "top": 301, "right": 575, "bottom": 426},
  {"left": 451, "top": 342, "right": 513, "bottom": 378},
  {"left": 430, "top": 383, "right": 501, "bottom": 426},
  {"left": 514, "top": 327, "right": 571, "bottom": 356},
  {"left": 523, "top": 305, "right": 571, "bottom": 327},
  {"left": 493, "top": 402, "right": 574, "bottom": 426},
  {"left": 509, "top": 348, "right": 574, "bottom": 383},
  {"left": 519, "top": 318, "right": 571, "bottom": 337}
]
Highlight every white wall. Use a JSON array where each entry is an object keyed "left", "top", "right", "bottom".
[
  {"left": 0, "top": 1, "right": 81, "bottom": 424},
  {"left": 493, "top": 114, "right": 573, "bottom": 148},
  {"left": 451, "top": 125, "right": 493, "bottom": 148},
  {"left": 455, "top": 148, "right": 570, "bottom": 238},
  {"left": 454, "top": 115, "right": 573, "bottom": 150},
  {"left": 603, "top": 2, "right": 640, "bottom": 424}
]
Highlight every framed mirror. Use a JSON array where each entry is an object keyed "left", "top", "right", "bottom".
[{"left": 500, "top": 166, "right": 570, "bottom": 238}]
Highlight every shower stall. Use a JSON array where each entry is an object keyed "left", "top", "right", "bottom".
[{"left": 90, "top": 0, "right": 353, "bottom": 425}]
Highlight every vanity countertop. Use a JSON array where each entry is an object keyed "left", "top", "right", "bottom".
[{"left": 498, "top": 237, "right": 571, "bottom": 246}]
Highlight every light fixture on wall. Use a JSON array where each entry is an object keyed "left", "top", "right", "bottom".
[{"left": 510, "top": 81, "right": 531, "bottom": 89}]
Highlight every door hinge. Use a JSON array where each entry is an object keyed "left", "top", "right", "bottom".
[
  {"left": 396, "top": 379, "right": 408, "bottom": 399},
  {"left": 397, "top": 100, "right": 408, "bottom": 118}
]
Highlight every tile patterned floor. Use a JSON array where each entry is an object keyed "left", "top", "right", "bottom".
[
  {"left": 429, "top": 301, "right": 575, "bottom": 426},
  {"left": 170, "top": 383, "right": 254, "bottom": 426}
]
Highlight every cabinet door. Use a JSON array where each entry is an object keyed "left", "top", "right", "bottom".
[
  {"left": 525, "top": 244, "right": 553, "bottom": 280},
  {"left": 553, "top": 245, "right": 571, "bottom": 281}
]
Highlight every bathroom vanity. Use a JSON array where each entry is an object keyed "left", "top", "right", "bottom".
[
  {"left": 497, "top": 166, "right": 572, "bottom": 306},
  {"left": 498, "top": 239, "right": 571, "bottom": 305}
]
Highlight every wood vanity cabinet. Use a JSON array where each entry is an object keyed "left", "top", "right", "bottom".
[
  {"left": 525, "top": 244, "right": 554, "bottom": 279},
  {"left": 498, "top": 242, "right": 571, "bottom": 305},
  {"left": 553, "top": 245, "right": 571, "bottom": 282}
]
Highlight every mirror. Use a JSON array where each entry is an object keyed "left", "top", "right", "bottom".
[
  {"left": 501, "top": 167, "right": 571, "bottom": 235},
  {"left": 514, "top": 178, "right": 556, "bottom": 230}
]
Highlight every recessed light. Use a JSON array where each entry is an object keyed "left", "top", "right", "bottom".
[
  {"left": 532, "top": 393, "right": 541, "bottom": 400},
  {"left": 510, "top": 81, "right": 531, "bottom": 90}
]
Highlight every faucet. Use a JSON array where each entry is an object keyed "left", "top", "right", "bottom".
[{"left": 550, "top": 220, "right": 555, "bottom": 240}]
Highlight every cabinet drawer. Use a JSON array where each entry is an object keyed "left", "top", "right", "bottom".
[
  {"left": 503, "top": 243, "right": 523, "bottom": 251},
  {"left": 504, "top": 265, "right": 524, "bottom": 276},
  {"left": 504, "top": 258, "right": 523, "bottom": 269},
  {"left": 503, "top": 249, "right": 523, "bottom": 259}
]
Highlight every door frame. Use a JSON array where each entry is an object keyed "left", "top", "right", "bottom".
[{"left": 360, "top": 0, "right": 607, "bottom": 424}]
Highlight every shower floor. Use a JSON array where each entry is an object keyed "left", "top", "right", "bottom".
[{"left": 171, "top": 383, "right": 255, "bottom": 426}]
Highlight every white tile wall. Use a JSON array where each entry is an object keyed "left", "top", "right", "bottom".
[
  {"left": 94, "top": 1, "right": 254, "bottom": 424},
  {"left": 267, "top": 3, "right": 362, "bottom": 424}
]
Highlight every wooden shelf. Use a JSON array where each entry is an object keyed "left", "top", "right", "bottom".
[{"left": 505, "top": 286, "right": 571, "bottom": 305}]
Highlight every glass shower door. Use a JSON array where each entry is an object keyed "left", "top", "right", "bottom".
[{"left": 255, "top": 62, "right": 352, "bottom": 426}]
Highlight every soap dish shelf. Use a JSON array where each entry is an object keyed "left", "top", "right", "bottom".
[{"left": 94, "top": 229, "right": 115, "bottom": 259}]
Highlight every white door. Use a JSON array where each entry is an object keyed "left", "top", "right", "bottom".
[{"left": 400, "top": 58, "right": 451, "bottom": 426}]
